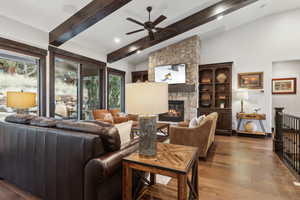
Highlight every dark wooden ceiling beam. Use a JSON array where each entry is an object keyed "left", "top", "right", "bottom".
[
  {"left": 107, "top": 0, "right": 258, "bottom": 63},
  {"left": 49, "top": 0, "right": 133, "bottom": 46}
]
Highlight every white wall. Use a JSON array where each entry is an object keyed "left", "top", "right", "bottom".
[
  {"left": 201, "top": 9, "right": 300, "bottom": 132},
  {"left": 0, "top": 14, "right": 134, "bottom": 82},
  {"left": 0, "top": 14, "right": 134, "bottom": 115},
  {"left": 133, "top": 61, "right": 148, "bottom": 72},
  {"left": 272, "top": 60, "right": 300, "bottom": 117}
]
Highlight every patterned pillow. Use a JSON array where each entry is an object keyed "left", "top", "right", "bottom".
[
  {"left": 196, "top": 115, "right": 206, "bottom": 125},
  {"left": 189, "top": 117, "right": 198, "bottom": 128},
  {"left": 99, "top": 112, "right": 113, "bottom": 121}
]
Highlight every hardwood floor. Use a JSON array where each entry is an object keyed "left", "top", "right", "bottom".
[
  {"left": 169, "top": 135, "right": 300, "bottom": 200},
  {"left": 0, "top": 135, "right": 299, "bottom": 200}
]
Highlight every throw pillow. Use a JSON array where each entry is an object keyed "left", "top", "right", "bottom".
[
  {"left": 115, "top": 121, "right": 133, "bottom": 146},
  {"left": 103, "top": 113, "right": 113, "bottom": 121},
  {"left": 196, "top": 115, "right": 206, "bottom": 126},
  {"left": 189, "top": 117, "right": 198, "bottom": 128},
  {"left": 118, "top": 112, "right": 128, "bottom": 118}
]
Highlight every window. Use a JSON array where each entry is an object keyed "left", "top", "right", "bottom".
[
  {"left": 82, "top": 63, "right": 102, "bottom": 120},
  {"left": 0, "top": 38, "right": 47, "bottom": 119},
  {"left": 49, "top": 47, "right": 106, "bottom": 120},
  {"left": 54, "top": 57, "right": 79, "bottom": 119},
  {"left": 107, "top": 68, "right": 125, "bottom": 111}
]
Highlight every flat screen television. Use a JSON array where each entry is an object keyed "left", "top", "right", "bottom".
[{"left": 154, "top": 64, "right": 186, "bottom": 84}]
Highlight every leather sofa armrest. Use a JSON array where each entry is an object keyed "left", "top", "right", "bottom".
[{"left": 84, "top": 143, "right": 138, "bottom": 200}]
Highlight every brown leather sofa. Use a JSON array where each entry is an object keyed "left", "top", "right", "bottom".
[
  {"left": 0, "top": 117, "right": 141, "bottom": 200},
  {"left": 170, "top": 112, "right": 218, "bottom": 158}
]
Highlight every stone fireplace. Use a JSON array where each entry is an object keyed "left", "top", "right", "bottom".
[
  {"left": 148, "top": 36, "right": 200, "bottom": 121},
  {"left": 159, "top": 100, "right": 184, "bottom": 122}
]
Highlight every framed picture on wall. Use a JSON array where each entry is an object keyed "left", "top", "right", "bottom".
[
  {"left": 238, "top": 72, "right": 264, "bottom": 89},
  {"left": 272, "top": 78, "right": 297, "bottom": 94}
]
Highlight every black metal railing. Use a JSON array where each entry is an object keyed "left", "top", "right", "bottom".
[{"left": 274, "top": 108, "right": 300, "bottom": 180}]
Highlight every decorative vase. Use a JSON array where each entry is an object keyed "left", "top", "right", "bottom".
[
  {"left": 217, "top": 73, "right": 227, "bottom": 83},
  {"left": 201, "top": 78, "right": 211, "bottom": 83},
  {"left": 201, "top": 94, "right": 211, "bottom": 107},
  {"left": 244, "top": 121, "right": 258, "bottom": 132},
  {"left": 138, "top": 115, "right": 157, "bottom": 157}
]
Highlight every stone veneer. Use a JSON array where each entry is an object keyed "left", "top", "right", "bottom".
[{"left": 148, "top": 36, "right": 200, "bottom": 121}]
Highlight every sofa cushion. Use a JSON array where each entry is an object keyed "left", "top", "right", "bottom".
[
  {"left": 5, "top": 114, "right": 36, "bottom": 124},
  {"left": 30, "top": 117, "right": 58, "bottom": 127},
  {"left": 115, "top": 121, "right": 133, "bottom": 146},
  {"left": 56, "top": 120, "right": 121, "bottom": 152}
]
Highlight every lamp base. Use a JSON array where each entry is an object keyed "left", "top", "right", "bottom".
[{"left": 138, "top": 115, "right": 157, "bottom": 157}]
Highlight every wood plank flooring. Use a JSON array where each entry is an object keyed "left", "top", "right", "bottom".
[{"left": 0, "top": 135, "right": 299, "bottom": 200}]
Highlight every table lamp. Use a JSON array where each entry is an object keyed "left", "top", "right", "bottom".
[
  {"left": 236, "top": 91, "right": 249, "bottom": 113},
  {"left": 126, "top": 82, "right": 168, "bottom": 157},
  {"left": 7, "top": 91, "right": 37, "bottom": 114}
]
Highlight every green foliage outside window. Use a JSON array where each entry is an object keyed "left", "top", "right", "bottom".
[{"left": 108, "top": 74, "right": 122, "bottom": 110}]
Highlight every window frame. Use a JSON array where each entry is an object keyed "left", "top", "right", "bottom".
[
  {"left": 48, "top": 46, "right": 106, "bottom": 119},
  {"left": 0, "top": 37, "right": 47, "bottom": 116},
  {"left": 107, "top": 67, "right": 126, "bottom": 112}
]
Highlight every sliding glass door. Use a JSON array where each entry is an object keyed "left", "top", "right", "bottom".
[
  {"left": 54, "top": 57, "right": 79, "bottom": 119},
  {"left": 0, "top": 49, "right": 40, "bottom": 119},
  {"left": 107, "top": 68, "right": 125, "bottom": 112},
  {"left": 49, "top": 47, "right": 105, "bottom": 120},
  {"left": 81, "top": 63, "right": 102, "bottom": 120}
]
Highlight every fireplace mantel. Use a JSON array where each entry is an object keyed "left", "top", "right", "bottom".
[{"left": 168, "top": 84, "right": 196, "bottom": 93}]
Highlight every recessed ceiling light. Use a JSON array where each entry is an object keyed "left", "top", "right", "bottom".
[
  {"left": 114, "top": 38, "right": 121, "bottom": 44},
  {"left": 217, "top": 15, "right": 224, "bottom": 20},
  {"left": 130, "top": 46, "right": 137, "bottom": 51},
  {"left": 137, "top": 50, "right": 141, "bottom": 54}
]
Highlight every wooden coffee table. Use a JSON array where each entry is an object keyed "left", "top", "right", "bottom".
[{"left": 122, "top": 143, "right": 199, "bottom": 200}]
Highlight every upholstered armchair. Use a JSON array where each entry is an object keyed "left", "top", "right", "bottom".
[
  {"left": 170, "top": 112, "right": 218, "bottom": 158},
  {"left": 92, "top": 109, "right": 138, "bottom": 125}
]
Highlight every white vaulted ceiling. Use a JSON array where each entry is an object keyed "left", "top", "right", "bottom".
[{"left": 0, "top": 0, "right": 300, "bottom": 65}]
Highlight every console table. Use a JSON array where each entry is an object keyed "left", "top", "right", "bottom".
[
  {"left": 236, "top": 113, "right": 267, "bottom": 136},
  {"left": 122, "top": 143, "right": 199, "bottom": 200}
]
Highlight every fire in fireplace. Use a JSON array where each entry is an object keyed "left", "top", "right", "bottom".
[{"left": 159, "top": 100, "right": 184, "bottom": 122}]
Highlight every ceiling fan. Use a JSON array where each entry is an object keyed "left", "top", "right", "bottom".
[{"left": 126, "top": 6, "right": 171, "bottom": 41}]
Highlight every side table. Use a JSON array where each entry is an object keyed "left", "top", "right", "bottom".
[
  {"left": 236, "top": 112, "right": 267, "bottom": 136},
  {"left": 122, "top": 143, "right": 199, "bottom": 200}
]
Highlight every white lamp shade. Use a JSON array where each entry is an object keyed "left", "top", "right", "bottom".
[
  {"left": 126, "top": 82, "right": 168, "bottom": 115},
  {"left": 235, "top": 90, "right": 249, "bottom": 100}
]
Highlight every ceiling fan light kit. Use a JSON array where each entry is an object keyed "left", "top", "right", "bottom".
[{"left": 126, "top": 6, "right": 169, "bottom": 41}]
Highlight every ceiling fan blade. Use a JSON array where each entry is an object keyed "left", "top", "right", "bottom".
[
  {"left": 148, "top": 30, "right": 155, "bottom": 41},
  {"left": 126, "top": 18, "right": 144, "bottom": 26},
  {"left": 152, "top": 15, "right": 167, "bottom": 26},
  {"left": 126, "top": 29, "right": 145, "bottom": 35}
]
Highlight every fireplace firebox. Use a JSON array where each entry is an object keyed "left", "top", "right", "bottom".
[{"left": 159, "top": 100, "right": 184, "bottom": 122}]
